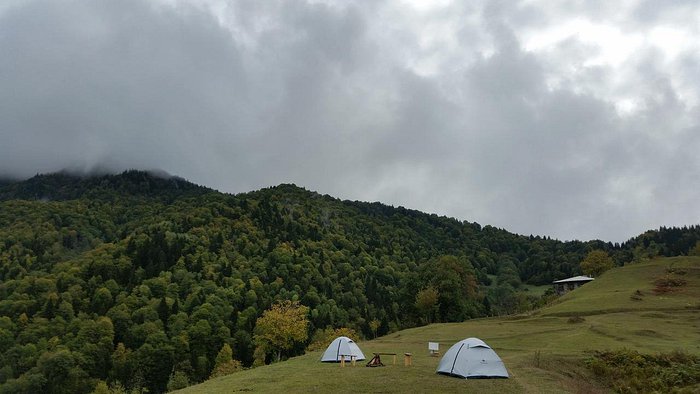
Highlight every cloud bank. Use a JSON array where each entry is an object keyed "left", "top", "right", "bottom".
[{"left": 1, "top": 0, "right": 699, "bottom": 242}]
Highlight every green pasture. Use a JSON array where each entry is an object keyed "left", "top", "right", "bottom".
[
  {"left": 177, "top": 256, "right": 700, "bottom": 393},
  {"left": 542, "top": 256, "right": 700, "bottom": 316},
  {"left": 519, "top": 283, "right": 550, "bottom": 297}
]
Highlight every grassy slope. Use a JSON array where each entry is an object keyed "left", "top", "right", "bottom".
[{"left": 178, "top": 257, "right": 700, "bottom": 393}]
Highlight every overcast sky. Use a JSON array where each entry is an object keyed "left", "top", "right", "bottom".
[{"left": 1, "top": 0, "right": 699, "bottom": 242}]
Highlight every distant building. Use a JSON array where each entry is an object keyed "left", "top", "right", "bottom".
[{"left": 552, "top": 275, "right": 594, "bottom": 295}]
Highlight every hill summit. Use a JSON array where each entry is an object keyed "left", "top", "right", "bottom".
[{"left": 0, "top": 169, "right": 210, "bottom": 201}]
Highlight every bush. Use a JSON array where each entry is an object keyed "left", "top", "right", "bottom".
[
  {"left": 653, "top": 276, "right": 687, "bottom": 294},
  {"left": 90, "top": 381, "right": 110, "bottom": 394},
  {"left": 585, "top": 349, "right": 700, "bottom": 393},
  {"left": 630, "top": 290, "right": 644, "bottom": 301},
  {"left": 665, "top": 263, "right": 687, "bottom": 275},
  {"left": 209, "top": 343, "right": 243, "bottom": 379},
  {"left": 167, "top": 370, "right": 190, "bottom": 391},
  {"left": 567, "top": 315, "right": 585, "bottom": 324},
  {"left": 209, "top": 359, "right": 242, "bottom": 379}
]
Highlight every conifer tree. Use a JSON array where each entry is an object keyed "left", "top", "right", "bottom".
[{"left": 209, "top": 343, "right": 241, "bottom": 379}]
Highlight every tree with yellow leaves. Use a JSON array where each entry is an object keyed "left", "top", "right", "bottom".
[
  {"left": 254, "top": 300, "right": 309, "bottom": 362},
  {"left": 580, "top": 250, "right": 614, "bottom": 277}
]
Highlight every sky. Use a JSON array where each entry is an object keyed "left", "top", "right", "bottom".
[{"left": 1, "top": 0, "right": 699, "bottom": 242}]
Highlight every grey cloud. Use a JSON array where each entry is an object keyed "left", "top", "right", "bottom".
[
  {"left": 0, "top": 0, "right": 250, "bottom": 181},
  {"left": 0, "top": 0, "right": 698, "bottom": 242}
]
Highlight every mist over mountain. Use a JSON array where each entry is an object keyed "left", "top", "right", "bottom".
[
  {"left": 2, "top": 0, "right": 699, "bottom": 243},
  {"left": 0, "top": 169, "right": 209, "bottom": 202}
]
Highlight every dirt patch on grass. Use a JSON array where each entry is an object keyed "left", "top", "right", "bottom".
[
  {"left": 524, "top": 354, "right": 608, "bottom": 394},
  {"left": 588, "top": 325, "right": 626, "bottom": 342},
  {"left": 653, "top": 275, "right": 688, "bottom": 294},
  {"left": 633, "top": 329, "right": 663, "bottom": 338},
  {"left": 640, "top": 312, "right": 669, "bottom": 318}
]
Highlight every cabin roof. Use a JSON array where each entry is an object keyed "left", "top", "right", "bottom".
[{"left": 552, "top": 275, "right": 595, "bottom": 284}]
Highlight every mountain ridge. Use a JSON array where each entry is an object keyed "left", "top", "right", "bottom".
[
  {"left": 0, "top": 169, "right": 211, "bottom": 202},
  {"left": 0, "top": 169, "right": 699, "bottom": 393},
  {"left": 3, "top": 169, "right": 695, "bottom": 248}
]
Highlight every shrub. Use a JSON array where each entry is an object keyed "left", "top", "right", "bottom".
[
  {"left": 567, "top": 315, "right": 585, "bottom": 324},
  {"left": 209, "top": 359, "right": 242, "bottom": 379},
  {"left": 167, "top": 371, "right": 190, "bottom": 391},
  {"left": 630, "top": 289, "right": 644, "bottom": 301},
  {"left": 585, "top": 349, "right": 700, "bottom": 393},
  {"left": 91, "top": 381, "right": 110, "bottom": 394},
  {"left": 209, "top": 343, "right": 243, "bottom": 379},
  {"left": 653, "top": 276, "right": 687, "bottom": 294},
  {"left": 665, "top": 263, "right": 687, "bottom": 275}
]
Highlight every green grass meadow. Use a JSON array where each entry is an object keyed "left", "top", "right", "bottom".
[{"left": 178, "top": 257, "right": 700, "bottom": 393}]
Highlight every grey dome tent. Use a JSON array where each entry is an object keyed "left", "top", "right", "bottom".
[
  {"left": 436, "top": 337, "right": 509, "bottom": 379},
  {"left": 321, "top": 336, "right": 366, "bottom": 362}
]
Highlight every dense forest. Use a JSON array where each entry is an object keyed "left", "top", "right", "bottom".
[{"left": 0, "top": 170, "right": 698, "bottom": 393}]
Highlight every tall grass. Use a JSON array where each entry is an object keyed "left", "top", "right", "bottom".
[{"left": 586, "top": 349, "right": 700, "bottom": 393}]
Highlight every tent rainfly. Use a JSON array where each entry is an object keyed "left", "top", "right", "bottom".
[
  {"left": 436, "top": 337, "right": 509, "bottom": 379},
  {"left": 320, "top": 336, "right": 366, "bottom": 362}
]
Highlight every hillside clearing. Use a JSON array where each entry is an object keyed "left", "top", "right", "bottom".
[{"left": 178, "top": 257, "right": 700, "bottom": 393}]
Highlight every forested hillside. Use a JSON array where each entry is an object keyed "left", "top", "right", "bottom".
[{"left": 0, "top": 171, "right": 698, "bottom": 393}]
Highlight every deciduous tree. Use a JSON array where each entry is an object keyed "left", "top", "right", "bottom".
[
  {"left": 415, "top": 286, "right": 439, "bottom": 324},
  {"left": 580, "top": 250, "right": 614, "bottom": 277},
  {"left": 254, "top": 300, "right": 309, "bottom": 362},
  {"left": 420, "top": 255, "right": 479, "bottom": 322},
  {"left": 368, "top": 319, "right": 381, "bottom": 339}
]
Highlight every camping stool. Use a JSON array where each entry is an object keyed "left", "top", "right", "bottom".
[
  {"left": 404, "top": 353, "right": 412, "bottom": 366},
  {"left": 340, "top": 355, "right": 357, "bottom": 367}
]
